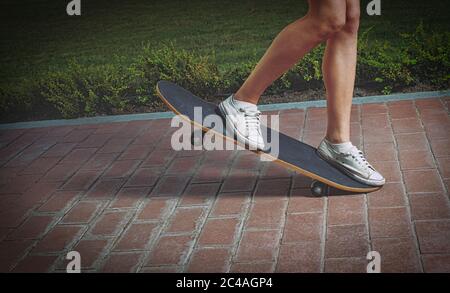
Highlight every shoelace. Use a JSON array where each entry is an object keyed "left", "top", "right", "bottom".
[
  {"left": 239, "top": 108, "right": 262, "bottom": 135},
  {"left": 345, "top": 146, "right": 375, "bottom": 172}
]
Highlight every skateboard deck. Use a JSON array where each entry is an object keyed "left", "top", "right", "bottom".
[{"left": 156, "top": 80, "right": 381, "bottom": 195}]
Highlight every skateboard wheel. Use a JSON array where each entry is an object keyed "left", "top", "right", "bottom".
[
  {"left": 190, "top": 130, "right": 204, "bottom": 147},
  {"left": 311, "top": 180, "right": 327, "bottom": 196}
]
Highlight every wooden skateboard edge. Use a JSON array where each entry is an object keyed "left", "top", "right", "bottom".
[{"left": 155, "top": 81, "right": 381, "bottom": 194}]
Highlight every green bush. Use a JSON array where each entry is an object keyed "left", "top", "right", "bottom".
[
  {"left": 0, "top": 23, "right": 448, "bottom": 122},
  {"left": 38, "top": 61, "right": 133, "bottom": 118},
  {"left": 131, "top": 44, "right": 223, "bottom": 103}
]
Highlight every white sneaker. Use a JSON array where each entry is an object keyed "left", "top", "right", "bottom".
[
  {"left": 317, "top": 138, "right": 385, "bottom": 186},
  {"left": 218, "top": 94, "right": 268, "bottom": 151}
]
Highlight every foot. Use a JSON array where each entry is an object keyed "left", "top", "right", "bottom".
[
  {"left": 218, "top": 94, "right": 268, "bottom": 151},
  {"left": 317, "top": 138, "right": 385, "bottom": 186}
]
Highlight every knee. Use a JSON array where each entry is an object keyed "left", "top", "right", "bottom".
[
  {"left": 343, "top": 9, "right": 360, "bottom": 35},
  {"left": 314, "top": 16, "right": 346, "bottom": 40}
]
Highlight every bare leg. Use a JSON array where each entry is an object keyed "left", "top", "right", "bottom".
[
  {"left": 235, "top": 0, "right": 347, "bottom": 105},
  {"left": 323, "top": 0, "right": 360, "bottom": 143}
]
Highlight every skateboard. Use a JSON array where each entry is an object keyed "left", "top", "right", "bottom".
[{"left": 156, "top": 80, "right": 381, "bottom": 196}]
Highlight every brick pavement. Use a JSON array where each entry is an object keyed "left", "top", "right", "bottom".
[{"left": 0, "top": 97, "right": 449, "bottom": 273}]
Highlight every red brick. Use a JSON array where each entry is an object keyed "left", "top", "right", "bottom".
[
  {"left": 391, "top": 118, "right": 423, "bottom": 134},
  {"left": 221, "top": 169, "right": 258, "bottom": 192},
  {"left": 230, "top": 262, "right": 274, "bottom": 273},
  {"left": 395, "top": 133, "right": 428, "bottom": 151},
  {"left": 403, "top": 169, "right": 444, "bottom": 193},
  {"left": 85, "top": 178, "right": 124, "bottom": 200},
  {"left": 0, "top": 174, "right": 41, "bottom": 194},
  {"left": 369, "top": 207, "right": 411, "bottom": 238},
  {"left": 415, "top": 220, "right": 450, "bottom": 253},
  {"left": 124, "top": 168, "right": 160, "bottom": 188},
  {"left": 77, "top": 134, "right": 111, "bottom": 148},
  {"left": 276, "top": 241, "right": 321, "bottom": 273},
  {"left": 362, "top": 103, "right": 387, "bottom": 115},
  {"left": 63, "top": 129, "right": 94, "bottom": 143},
  {"left": 363, "top": 127, "right": 394, "bottom": 143},
  {"left": 362, "top": 114, "right": 390, "bottom": 129},
  {"left": 5, "top": 138, "right": 56, "bottom": 168},
  {"left": 97, "top": 138, "right": 132, "bottom": 154},
  {"left": 302, "top": 131, "right": 324, "bottom": 147},
  {"left": 141, "top": 149, "right": 175, "bottom": 168},
  {"left": 306, "top": 107, "right": 327, "bottom": 120},
  {"left": 288, "top": 189, "right": 324, "bottom": 213},
  {"left": 235, "top": 230, "right": 279, "bottom": 262},
  {"left": 110, "top": 187, "right": 150, "bottom": 208},
  {"left": 91, "top": 210, "right": 129, "bottom": 236},
  {"left": 233, "top": 153, "right": 261, "bottom": 170},
  {"left": 42, "top": 143, "right": 77, "bottom": 157},
  {"left": 192, "top": 163, "right": 226, "bottom": 183},
  {"left": 305, "top": 118, "right": 327, "bottom": 132},
  {"left": 114, "top": 222, "right": 157, "bottom": 251},
  {"left": 436, "top": 157, "right": 450, "bottom": 179},
  {"left": 292, "top": 174, "right": 312, "bottom": 189},
  {"left": 81, "top": 153, "right": 118, "bottom": 170},
  {"left": 166, "top": 156, "right": 199, "bottom": 174},
  {"left": 60, "top": 148, "right": 97, "bottom": 164},
  {"left": 415, "top": 99, "right": 444, "bottom": 109},
  {"left": 283, "top": 213, "right": 322, "bottom": 243},
  {"left": 254, "top": 178, "right": 290, "bottom": 201},
  {"left": 167, "top": 207, "right": 205, "bottom": 233},
  {"left": 425, "top": 126, "right": 449, "bottom": 141},
  {"left": 33, "top": 225, "right": 83, "bottom": 253},
  {"left": 365, "top": 142, "right": 397, "bottom": 162},
  {"left": 211, "top": 192, "right": 250, "bottom": 216},
  {"left": 38, "top": 190, "right": 80, "bottom": 213},
  {"left": 8, "top": 215, "right": 54, "bottom": 239},
  {"left": 372, "top": 237, "right": 421, "bottom": 273},
  {"left": 61, "top": 201, "right": 104, "bottom": 224},
  {"left": 398, "top": 149, "right": 435, "bottom": 170},
  {"left": 146, "top": 235, "right": 193, "bottom": 265},
  {"left": 367, "top": 182, "right": 406, "bottom": 208},
  {"left": 430, "top": 138, "right": 450, "bottom": 157},
  {"left": 0, "top": 240, "right": 33, "bottom": 272},
  {"left": 327, "top": 195, "right": 365, "bottom": 226},
  {"left": 410, "top": 193, "right": 450, "bottom": 220},
  {"left": 388, "top": 104, "right": 417, "bottom": 119},
  {"left": 103, "top": 159, "right": 140, "bottom": 178},
  {"left": 179, "top": 183, "right": 220, "bottom": 206},
  {"left": 138, "top": 198, "right": 174, "bottom": 221},
  {"left": 21, "top": 180, "right": 61, "bottom": 206},
  {"left": 187, "top": 248, "right": 230, "bottom": 273},
  {"left": 151, "top": 175, "right": 190, "bottom": 197},
  {"left": 62, "top": 169, "right": 102, "bottom": 191},
  {"left": 20, "top": 157, "right": 60, "bottom": 175},
  {"left": 198, "top": 217, "right": 240, "bottom": 246},
  {"left": 324, "top": 258, "right": 367, "bottom": 273},
  {"left": 13, "top": 255, "right": 58, "bottom": 273},
  {"left": 0, "top": 201, "right": 35, "bottom": 228},
  {"left": 371, "top": 161, "right": 401, "bottom": 183},
  {"left": 326, "top": 224, "right": 368, "bottom": 258},
  {"left": 71, "top": 239, "right": 109, "bottom": 268},
  {"left": 261, "top": 162, "right": 293, "bottom": 179},
  {"left": 101, "top": 252, "right": 142, "bottom": 273},
  {"left": 43, "top": 163, "right": 81, "bottom": 182},
  {"left": 140, "top": 266, "right": 180, "bottom": 273},
  {"left": 422, "top": 254, "right": 450, "bottom": 273},
  {"left": 246, "top": 200, "right": 286, "bottom": 229}
]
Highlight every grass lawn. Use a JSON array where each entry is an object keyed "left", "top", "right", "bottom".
[{"left": 1, "top": 0, "right": 449, "bottom": 84}]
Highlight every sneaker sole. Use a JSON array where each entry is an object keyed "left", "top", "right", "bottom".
[{"left": 316, "top": 149, "right": 385, "bottom": 187}]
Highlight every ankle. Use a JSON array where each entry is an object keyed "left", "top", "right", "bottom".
[
  {"left": 325, "top": 135, "right": 350, "bottom": 144},
  {"left": 234, "top": 91, "right": 259, "bottom": 105}
]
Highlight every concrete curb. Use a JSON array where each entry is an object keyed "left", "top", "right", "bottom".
[{"left": 1, "top": 89, "right": 448, "bottom": 130}]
